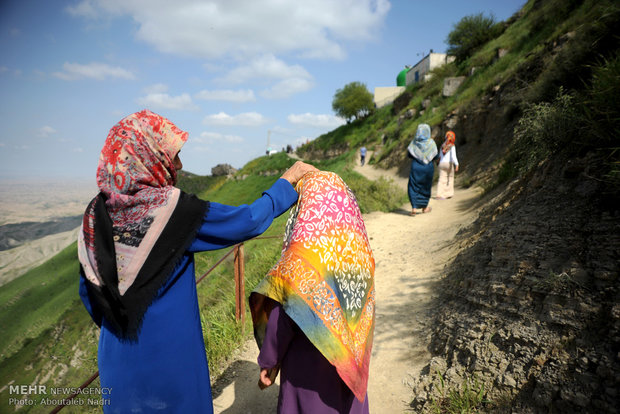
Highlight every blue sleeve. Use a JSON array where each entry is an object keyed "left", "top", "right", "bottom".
[
  {"left": 79, "top": 274, "right": 102, "bottom": 327},
  {"left": 188, "top": 178, "right": 298, "bottom": 252}
]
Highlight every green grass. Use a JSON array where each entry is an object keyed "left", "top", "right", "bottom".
[
  {"left": 176, "top": 172, "right": 227, "bottom": 195},
  {"left": 194, "top": 215, "right": 288, "bottom": 376},
  {"left": 237, "top": 152, "right": 296, "bottom": 176},
  {"left": 0, "top": 241, "right": 80, "bottom": 363},
  {"left": 303, "top": 151, "right": 408, "bottom": 213},
  {"left": 430, "top": 372, "right": 488, "bottom": 414},
  {"left": 0, "top": 309, "right": 102, "bottom": 413},
  {"left": 198, "top": 175, "right": 281, "bottom": 205}
]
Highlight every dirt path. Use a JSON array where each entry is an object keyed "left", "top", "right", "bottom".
[{"left": 212, "top": 156, "right": 482, "bottom": 413}]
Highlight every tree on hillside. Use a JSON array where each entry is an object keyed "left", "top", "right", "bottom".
[
  {"left": 446, "top": 13, "right": 504, "bottom": 63},
  {"left": 332, "top": 81, "right": 374, "bottom": 122}
]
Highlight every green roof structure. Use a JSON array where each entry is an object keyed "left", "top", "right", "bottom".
[{"left": 396, "top": 68, "right": 408, "bottom": 86}]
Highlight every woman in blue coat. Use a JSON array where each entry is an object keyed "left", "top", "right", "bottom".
[
  {"left": 78, "top": 109, "right": 316, "bottom": 413},
  {"left": 406, "top": 123, "right": 438, "bottom": 215}
]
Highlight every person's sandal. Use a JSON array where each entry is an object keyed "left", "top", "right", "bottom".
[{"left": 422, "top": 206, "right": 432, "bottom": 213}]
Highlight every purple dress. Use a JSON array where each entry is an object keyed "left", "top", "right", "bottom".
[{"left": 258, "top": 303, "right": 370, "bottom": 414}]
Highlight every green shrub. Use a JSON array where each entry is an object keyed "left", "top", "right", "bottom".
[
  {"left": 430, "top": 372, "right": 489, "bottom": 414},
  {"left": 498, "top": 88, "right": 578, "bottom": 184},
  {"left": 583, "top": 52, "right": 620, "bottom": 186},
  {"left": 446, "top": 13, "right": 504, "bottom": 63}
]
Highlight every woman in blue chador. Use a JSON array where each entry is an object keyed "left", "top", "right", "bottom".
[
  {"left": 78, "top": 109, "right": 316, "bottom": 413},
  {"left": 406, "top": 123, "right": 438, "bottom": 215}
]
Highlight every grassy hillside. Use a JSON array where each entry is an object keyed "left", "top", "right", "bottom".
[{"left": 298, "top": 0, "right": 619, "bottom": 193}]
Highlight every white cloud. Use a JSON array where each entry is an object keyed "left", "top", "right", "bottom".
[
  {"left": 222, "top": 55, "right": 311, "bottom": 84},
  {"left": 202, "top": 62, "right": 223, "bottom": 73},
  {"left": 65, "top": 0, "right": 99, "bottom": 19},
  {"left": 0, "top": 66, "right": 8, "bottom": 74},
  {"left": 53, "top": 62, "right": 135, "bottom": 81},
  {"left": 260, "top": 77, "right": 313, "bottom": 99},
  {"left": 220, "top": 55, "right": 314, "bottom": 99},
  {"left": 195, "top": 89, "right": 256, "bottom": 103},
  {"left": 287, "top": 113, "right": 345, "bottom": 128},
  {"left": 198, "top": 132, "right": 244, "bottom": 143},
  {"left": 37, "top": 126, "right": 57, "bottom": 138},
  {"left": 65, "top": 0, "right": 390, "bottom": 60},
  {"left": 136, "top": 93, "right": 199, "bottom": 111},
  {"left": 143, "top": 83, "right": 169, "bottom": 94},
  {"left": 73, "top": 147, "right": 85, "bottom": 153},
  {"left": 203, "top": 112, "right": 267, "bottom": 127}
]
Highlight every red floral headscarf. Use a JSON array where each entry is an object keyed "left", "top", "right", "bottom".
[
  {"left": 78, "top": 110, "right": 208, "bottom": 339},
  {"left": 97, "top": 109, "right": 187, "bottom": 214},
  {"left": 441, "top": 130, "right": 456, "bottom": 154}
]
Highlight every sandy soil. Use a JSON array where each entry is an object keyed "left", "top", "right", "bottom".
[
  {"left": 212, "top": 158, "right": 482, "bottom": 413},
  {"left": 0, "top": 180, "right": 95, "bottom": 225}
]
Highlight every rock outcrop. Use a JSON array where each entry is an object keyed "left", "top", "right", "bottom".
[
  {"left": 409, "top": 157, "right": 620, "bottom": 413},
  {"left": 211, "top": 163, "right": 238, "bottom": 177}
]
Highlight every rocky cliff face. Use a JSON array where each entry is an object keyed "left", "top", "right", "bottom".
[{"left": 409, "top": 155, "right": 620, "bottom": 412}]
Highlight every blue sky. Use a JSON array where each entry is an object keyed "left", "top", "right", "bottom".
[{"left": 0, "top": 0, "right": 524, "bottom": 180}]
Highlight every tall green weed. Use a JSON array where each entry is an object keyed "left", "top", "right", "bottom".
[{"left": 498, "top": 88, "right": 578, "bottom": 184}]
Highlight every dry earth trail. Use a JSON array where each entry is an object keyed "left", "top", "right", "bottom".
[{"left": 212, "top": 156, "right": 482, "bottom": 413}]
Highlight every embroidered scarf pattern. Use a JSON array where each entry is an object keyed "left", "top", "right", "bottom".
[
  {"left": 250, "top": 171, "right": 375, "bottom": 402},
  {"left": 78, "top": 110, "right": 208, "bottom": 339}
]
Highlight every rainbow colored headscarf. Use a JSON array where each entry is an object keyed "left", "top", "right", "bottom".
[{"left": 250, "top": 171, "right": 375, "bottom": 402}]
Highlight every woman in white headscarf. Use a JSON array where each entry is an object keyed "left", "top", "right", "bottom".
[{"left": 406, "top": 123, "right": 438, "bottom": 215}]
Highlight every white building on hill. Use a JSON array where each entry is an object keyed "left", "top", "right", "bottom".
[
  {"left": 373, "top": 51, "right": 455, "bottom": 108},
  {"left": 405, "top": 51, "right": 455, "bottom": 85}
]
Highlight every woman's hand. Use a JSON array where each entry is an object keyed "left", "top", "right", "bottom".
[{"left": 280, "top": 161, "right": 318, "bottom": 186}]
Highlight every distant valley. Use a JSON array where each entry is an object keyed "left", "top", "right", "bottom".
[
  {"left": 0, "top": 215, "right": 82, "bottom": 251},
  {"left": 0, "top": 179, "right": 95, "bottom": 285}
]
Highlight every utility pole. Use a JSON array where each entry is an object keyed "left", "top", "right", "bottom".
[{"left": 266, "top": 130, "right": 273, "bottom": 155}]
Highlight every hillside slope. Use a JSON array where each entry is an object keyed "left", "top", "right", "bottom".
[
  {"left": 409, "top": 151, "right": 619, "bottom": 413},
  {"left": 295, "top": 0, "right": 620, "bottom": 412}
]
